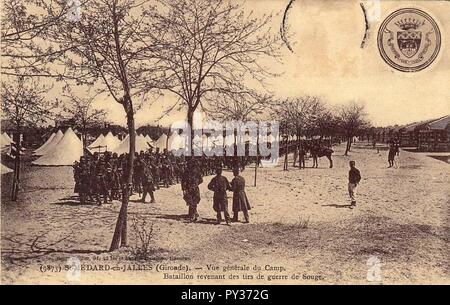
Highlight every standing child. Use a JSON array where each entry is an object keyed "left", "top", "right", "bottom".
[
  {"left": 348, "top": 161, "right": 361, "bottom": 208},
  {"left": 388, "top": 144, "right": 396, "bottom": 168}
]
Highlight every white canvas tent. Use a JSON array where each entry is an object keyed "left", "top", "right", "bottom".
[
  {"left": 103, "top": 132, "right": 121, "bottom": 150},
  {"left": 32, "top": 128, "right": 83, "bottom": 166},
  {"left": 137, "top": 134, "right": 154, "bottom": 148},
  {"left": 1, "top": 134, "right": 11, "bottom": 149},
  {"left": 33, "top": 132, "right": 56, "bottom": 155},
  {"left": 2, "top": 132, "right": 13, "bottom": 144},
  {"left": 34, "top": 130, "right": 64, "bottom": 156},
  {"left": 137, "top": 134, "right": 147, "bottom": 143},
  {"left": 88, "top": 133, "right": 105, "bottom": 148},
  {"left": 144, "top": 135, "right": 154, "bottom": 146},
  {"left": 112, "top": 134, "right": 151, "bottom": 155},
  {"left": 167, "top": 133, "right": 177, "bottom": 148},
  {"left": 155, "top": 134, "right": 168, "bottom": 150},
  {"left": 1, "top": 133, "right": 14, "bottom": 150},
  {"left": 168, "top": 133, "right": 183, "bottom": 151},
  {"left": 1, "top": 163, "right": 13, "bottom": 175},
  {"left": 88, "top": 132, "right": 122, "bottom": 151}
]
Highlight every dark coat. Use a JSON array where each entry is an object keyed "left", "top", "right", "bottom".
[
  {"left": 348, "top": 167, "right": 361, "bottom": 184},
  {"left": 181, "top": 169, "right": 203, "bottom": 206},
  {"left": 142, "top": 161, "right": 155, "bottom": 191},
  {"left": 230, "top": 175, "right": 251, "bottom": 212},
  {"left": 208, "top": 175, "right": 230, "bottom": 212},
  {"left": 388, "top": 147, "right": 397, "bottom": 160}
]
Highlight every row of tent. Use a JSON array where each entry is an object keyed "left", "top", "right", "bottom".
[
  {"left": 15, "top": 128, "right": 279, "bottom": 166},
  {"left": 33, "top": 128, "right": 83, "bottom": 166},
  {"left": 31, "top": 129, "right": 158, "bottom": 166}
]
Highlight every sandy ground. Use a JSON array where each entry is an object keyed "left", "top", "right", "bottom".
[{"left": 1, "top": 143, "right": 449, "bottom": 284}]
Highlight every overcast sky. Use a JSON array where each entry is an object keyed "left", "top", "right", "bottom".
[{"left": 70, "top": 0, "right": 450, "bottom": 127}]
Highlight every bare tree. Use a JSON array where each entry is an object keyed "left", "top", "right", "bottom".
[
  {"left": 311, "top": 109, "right": 339, "bottom": 140},
  {"left": 1, "top": 0, "right": 74, "bottom": 77},
  {"left": 336, "top": 101, "right": 371, "bottom": 156},
  {"left": 274, "top": 96, "right": 327, "bottom": 142},
  {"left": 152, "top": 0, "right": 281, "bottom": 150},
  {"left": 206, "top": 92, "right": 275, "bottom": 123},
  {"left": 1, "top": 76, "right": 58, "bottom": 200},
  {"left": 62, "top": 91, "right": 107, "bottom": 151},
  {"left": 272, "top": 96, "right": 327, "bottom": 169},
  {"left": 44, "top": 0, "right": 165, "bottom": 251}
]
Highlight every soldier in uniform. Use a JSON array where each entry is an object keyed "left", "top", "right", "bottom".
[
  {"left": 155, "top": 157, "right": 161, "bottom": 188},
  {"left": 175, "top": 156, "right": 185, "bottom": 183},
  {"left": 141, "top": 156, "right": 156, "bottom": 203},
  {"left": 73, "top": 157, "right": 90, "bottom": 204},
  {"left": 121, "top": 154, "right": 133, "bottom": 199},
  {"left": 109, "top": 153, "right": 120, "bottom": 200},
  {"left": 230, "top": 168, "right": 251, "bottom": 223},
  {"left": 298, "top": 143, "right": 306, "bottom": 169},
  {"left": 161, "top": 153, "right": 171, "bottom": 188},
  {"left": 207, "top": 167, "right": 231, "bottom": 225},
  {"left": 103, "top": 152, "right": 113, "bottom": 203},
  {"left": 133, "top": 153, "right": 144, "bottom": 196},
  {"left": 310, "top": 141, "right": 319, "bottom": 168},
  {"left": 93, "top": 160, "right": 109, "bottom": 205},
  {"left": 73, "top": 160, "right": 81, "bottom": 195},
  {"left": 181, "top": 158, "right": 203, "bottom": 222},
  {"left": 167, "top": 150, "right": 176, "bottom": 184},
  {"left": 115, "top": 163, "right": 124, "bottom": 200}
]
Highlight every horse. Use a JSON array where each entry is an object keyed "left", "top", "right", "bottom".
[{"left": 310, "top": 145, "right": 334, "bottom": 168}]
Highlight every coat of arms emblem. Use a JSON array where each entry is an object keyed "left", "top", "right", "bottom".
[
  {"left": 377, "top": 8, "right": 441, "bottom": 72},
  {"left": 396, "top": 19, "right": 423, "bottom": 58}
]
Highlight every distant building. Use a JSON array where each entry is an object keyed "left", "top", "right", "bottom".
[
  {"left": 369, "top": 115, "right": 450, "bottom": 152},
  {"left": 418, "top": 115, "right": 450, "bottom": 152}
]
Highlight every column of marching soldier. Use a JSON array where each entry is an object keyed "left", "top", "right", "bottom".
[
  {"left": 73, "top": 147, "right": 255, "bottom": 224},
  {"left": 73, "top": 140, "right": 338, "bottom": 224}
]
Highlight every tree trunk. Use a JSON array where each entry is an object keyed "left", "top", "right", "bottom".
[
  {"left": 296, "top": 128, "right": 301, "bottom": 168},
  {"left": 283, "top": 135, "right": 288, "bottom": 170},
  {"left": 109, "top": 100, "right": 135, "bottom": 251},
  {"left": 344, "top": 135, "right": 352, "bottom": 156},
  {"left": 82, "top": 131, "right": 87, "bottom": 156},
  {"left": 10, "top": 129, "right": 21, "bottom": 201},
  {"left": 187, "top": 109, "right": 194, "bottom": 154},
  {"left": 254, "top": 124, "right": 259, "bottom": 187}
]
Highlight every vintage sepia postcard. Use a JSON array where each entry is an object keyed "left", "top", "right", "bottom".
[{"left": 1, "top": 0, "right": 449, "bottom": 288}]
